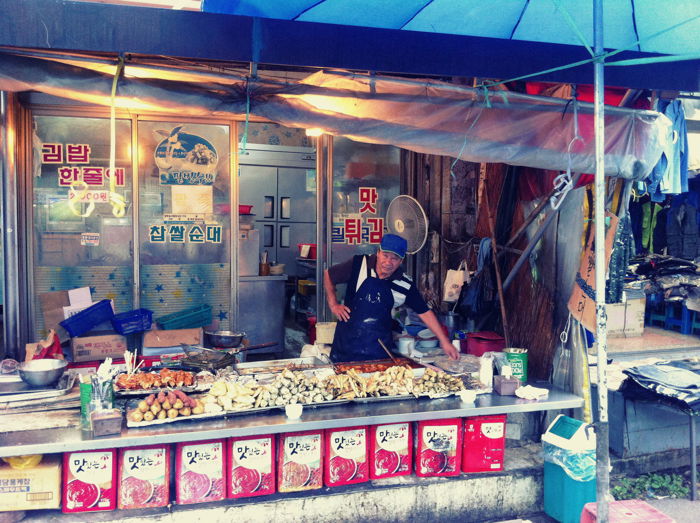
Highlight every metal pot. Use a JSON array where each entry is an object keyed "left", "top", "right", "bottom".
[
  {"left": 204, "top": 330, "right": 246, "bottom": 348},
  {"left": 19, "top": 359, "right": 68, "bottom": 388}
]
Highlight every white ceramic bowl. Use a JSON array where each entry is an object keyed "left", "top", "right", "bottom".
[{"left": 417, "top": 328, "right": 435, "bottom": 339}]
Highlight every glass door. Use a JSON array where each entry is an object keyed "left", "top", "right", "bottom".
[
  {"left": 137, "top": 121, "right": 232, "bottom": 330},
  {"left": 31, "top": 115, "right": 133, "bottom": 340}
]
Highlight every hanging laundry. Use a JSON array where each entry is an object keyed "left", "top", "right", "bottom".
[{"left": 648, "top": 99, "right": 689, "bottom": 202}]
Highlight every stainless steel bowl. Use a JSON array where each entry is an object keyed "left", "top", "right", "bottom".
[
  {"left": 204, "top": 330, "right": 246, "bottom": 348},
  {"left": 19, "top": 359, "right": 68, "bottom": 388}
]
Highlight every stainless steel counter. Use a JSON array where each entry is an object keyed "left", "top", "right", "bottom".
[{"left": 0, "top": 387, "right": 581, "bottom": 457}]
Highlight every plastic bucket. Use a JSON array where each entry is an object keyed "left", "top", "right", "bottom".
[
  {"left": 315, "top": 322, "right": 337, "bottom": 344},
  {"left": 466, "top": 331, "right": 505, "bottom": 357},
  {"left": 504, "top": 348, "right": 528, "bottom": 383}
]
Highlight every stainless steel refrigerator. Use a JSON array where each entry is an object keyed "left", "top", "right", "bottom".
[{"left": 238, "top": 144, "right": 316, "bottom": 278}]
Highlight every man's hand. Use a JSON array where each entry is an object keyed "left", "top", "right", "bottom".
[
  {"left": 331, "top": 303, "right": 351, "bottom": 322},
  {"left": 440, "top": 338, "right": 460, "bottom": 360}
]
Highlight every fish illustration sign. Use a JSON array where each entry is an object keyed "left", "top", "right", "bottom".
[{"left": 155, "top": 126, "right": 218, "bottom": 186}]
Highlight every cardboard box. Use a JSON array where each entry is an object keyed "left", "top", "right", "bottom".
[
  {"left": 0, "top": 455, "right": 61, "bottom": 511},
  {"left": 369, "top": 423, "right": 413, "bottom": 479},
  {"left": 70, "top": 334, "right": 128, "bottom": 363},
  {"left": 228, "top": 435, "right": 276, "bottom": 499},
  {"left": 607, "top": 297, "right": 646, "bottom": 338},
  {"left": 143, "top": 328, "right": 202, "bottom": 349}
]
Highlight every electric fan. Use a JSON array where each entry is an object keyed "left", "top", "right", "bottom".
[{"left": 385, "top": 195, "right": 429, "bottom": 254}]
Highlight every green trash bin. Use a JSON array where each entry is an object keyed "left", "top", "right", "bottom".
[{"left": 542, "top": 415, "right": 597, "bottom": 523}]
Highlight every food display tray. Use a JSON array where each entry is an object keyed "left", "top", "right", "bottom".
[
  {"left": 234, "top": 357, "right": 331, "bottom": 376},
  {"left": 125, "top": 398, "right": 277, "bottom": 428},
  {"left": 299, "top": 399, "right": 351, "bottom": 409},
  {"left": 113, "top": 368, "right": 200, "bottom": 396},
  {"left": 0, "top": 373, "right": 77, "bottom": 403},
  {"left": 352, "top": 394, "right": 416, "bottom": 403}
]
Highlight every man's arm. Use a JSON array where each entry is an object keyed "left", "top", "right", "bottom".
[
  {"left": 417, "top": 309, "right": 459, "bottom": 360},
  {"left": 323, "top": 269, "right": 351, "bottom": 322}
]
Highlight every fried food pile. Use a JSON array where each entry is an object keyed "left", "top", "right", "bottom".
[{"left": 116, "top": 368, "right": 194, "bottom": 390}]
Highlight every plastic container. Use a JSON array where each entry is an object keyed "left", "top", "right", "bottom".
[
  {"left": 580, "top": 500, "right": 674, "bottom": 523},
  {"left": 111, "top": 309, "right": 153, "bottom": 335},
  {"left": 370, "top": 423, "right": 413, "bottom": 479},
  {"left": 462, "top": 415, "right": 507, "bottom": 472},
  {"left": 228, "top": 435, "right": 276, "bottom": 499},
  {"left": 277, "top": 430, "right": 323, "bottom": 493},
  {"left": 297, "top": 243, "right": 317, "bottom": 259},
  {"left": 238, "top": 204, "right": 254, "bottom": 214},
  {"left": 542, "top": 415, "right": 596, "bottom": 523},
  {"left": 315, "top": 322, "right": 337, "bottom": 344},
  {"left": 62, "top": 449, "right": 117, "bottom": 513},
  {"left": 466, "top": 331, "right": 505, "bottom": 357},
  {"left": 175, "top": 439, "right": 226, "bottom": 505},
  {"left": 118, "top": 445, "right": 170, "bottom": 509},
  {"left": 156, "top": 304, "right": 212, "bottom": 330},
  {"left": 324, "top": 426, "right": 369, "bottom": 487},
  {"left": 415, "top": 419, "right": 463, "bottom": 477},
  {"left": 60, "top": 299, "right": 115, "bottom": 337}
]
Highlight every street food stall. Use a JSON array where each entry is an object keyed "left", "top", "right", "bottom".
[{"left": 0, "top": 351, "right": 582, "bottom": 516}]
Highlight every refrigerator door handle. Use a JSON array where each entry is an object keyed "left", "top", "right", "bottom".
[
  {"left": 263, "top": 223, "right": 275, "bottom": 248},
  {"left": 279, "top": 225, "right": 291, "bottom": 248},
  {"left": 280, "top": 196, "right": 291, "bottom": 219},
  {"left": 264, "top": 196, "right": 275, "bottom": 219}
]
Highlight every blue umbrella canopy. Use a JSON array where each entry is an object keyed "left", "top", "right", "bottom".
[{"left": 203, "top": 0, "right": 700, "bottom": 55}]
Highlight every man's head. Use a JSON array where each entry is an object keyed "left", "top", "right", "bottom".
[{"left": 376, "top": 234, "right": 407, "bottom": 279}]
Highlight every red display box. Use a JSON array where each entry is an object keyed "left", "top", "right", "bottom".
[
  {"left": 62, "top": 449, "right": 117, "bottom": 513},
  {"left": 118, "top": 444, "right": 170, "bottom": 509},
  {"left": 580, "top": 499, "right": 674, "bottom": 522},
  {"left": 415, "top": 418, "right": 463, "bottom": 477},
  {"left": 462, "top": 414, "right": 507, "bottom": 473},
  {"left": 369, "top": 422, "right": 413, "bottom": 479},
  {"left": 277, "top": 430, "right": 323, "bottom": 493},
  {"left": 175, "top": 439, "right": 226, "bottom": 505},
  {"left": 324, "top": 426, "right": 369, "bottom": 487},
  {"left": 227, "top": 435, "right": 276, "bottom": 499}
]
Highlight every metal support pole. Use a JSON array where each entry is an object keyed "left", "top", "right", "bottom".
[
  {"left": 593, "top": 0, "right": 611, "bottom": 520},
  {"left": 1, "top": 92, "right": 21, "bottom": 358},
  {"left": 690, "top": 414, "right": 697, "bottom": 501}
]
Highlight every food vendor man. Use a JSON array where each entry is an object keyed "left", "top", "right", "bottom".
[{"left": 323, "top": 233, "right": 459, "bottom": 363}]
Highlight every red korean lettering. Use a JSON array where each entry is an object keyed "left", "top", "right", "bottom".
[
  {"left": 344, "top": 218, "right": 362, "bottom": 245},
  {"left": 66, "top": 143, "right": 91, "bottom": 163},
  {"left": 366, "top": 217, "right": 384, "bottom": 244},
  {"left": 82, "top": 166, "right": 104, "bottom": 186},
  {"left": 359, "top": 187, "right": 378, "bottom": 214},
  {"left": 42, "top": 143, "right": 63, "bottom": 164},
  {"left": 58, "top": 166, "right": 80, "bottom": 186}
]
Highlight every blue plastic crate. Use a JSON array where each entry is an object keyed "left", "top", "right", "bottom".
[
  {"left": 155, "top": 304, "right": 212, "bottom": 330},
  {"left": 111, "top": 308, "right": 153, "bottom": 335},
  {"left": 60, "top": 299, "right": 115, "bottom": 337}
]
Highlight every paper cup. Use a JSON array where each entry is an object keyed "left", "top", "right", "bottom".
[{"left": 285, "top": 404, "right": 303, "bottom": 419}]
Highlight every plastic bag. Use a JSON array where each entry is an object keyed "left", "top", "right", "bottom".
[
  {"left": 443, "top": 260, "right": 468, "bottom": 303},
  {"left": 542, "top": 442, "right": 596, "bottom": 482}
]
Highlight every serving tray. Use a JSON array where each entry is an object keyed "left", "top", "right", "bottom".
[{"left": 0, "top": 373, "right": 76, "bottom": 403}]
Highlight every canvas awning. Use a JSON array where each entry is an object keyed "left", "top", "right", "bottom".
[{"left": 0, "top": 51, "right": 671, "bottom": 180}]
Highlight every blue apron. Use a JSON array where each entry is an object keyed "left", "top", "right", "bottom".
[{"left": 331, "top": 275, "right": 395, "bottom": 363}]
